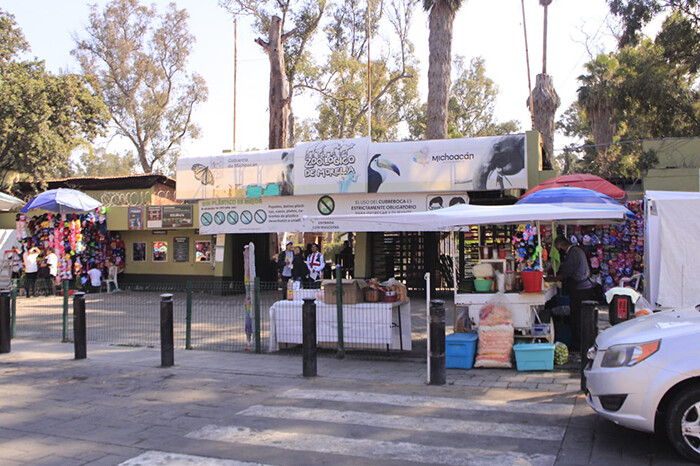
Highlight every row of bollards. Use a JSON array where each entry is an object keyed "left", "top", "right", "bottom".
[
  {"left": 0, "top": 291, "right": 175, "bottom": 368},
  {"left": 2, "top": 292, "right": 455, "bottom": 385}
]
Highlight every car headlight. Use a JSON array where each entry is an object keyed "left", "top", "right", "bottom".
[
  {"left": 587, "top": 345, "right": 597, "bottom": 361},
  {"left": 601, "top": 340, "right": 661, "bottom": 367}
]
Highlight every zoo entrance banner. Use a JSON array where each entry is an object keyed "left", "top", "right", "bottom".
[
  {"left": 177, "top": 134, "right": 527, "bottom": 200},
  {"left": 198, "top": 192, "right": 468, "bottom": 234}
]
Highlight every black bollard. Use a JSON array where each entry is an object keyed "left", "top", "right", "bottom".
[
  {"left": 580, "top": 300, "right": 599, "bottom": 391},
  {"left": 160, "top": 294, "right": 174, "bottom": 367},
  {"left": 302, "top": 297, "right": 317, "bottom": 377},
  {"left": 0, "top": 290, "right": 10, "bottom": 354},
  {"left": 429, "top": 299, "right": 446, "bottom": 385},
  {"left": 73, "top": 292, "right": 87, "bottom": 360}
]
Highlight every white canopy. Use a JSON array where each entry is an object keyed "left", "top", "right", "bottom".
[
  {"left": 307, "top": 201, "right": 633, "bottom": 232},
  {"left": 645, "top": 191, "right": 700, "bottom": 308}
]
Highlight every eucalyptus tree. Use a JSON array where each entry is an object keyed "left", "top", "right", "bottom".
[
  {"left": 422, "top": 0, "right": 464, "bottom": 140},
  {"left": 73, "top": 0, "right": 208, "bottom": 173},
  {"left": 220, "top": 0, "right": 326, "bottom": 149}
]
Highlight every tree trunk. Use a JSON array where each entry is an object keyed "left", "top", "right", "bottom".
[
  {"left": 138, "top": 145, "right": 150, "bottom": 173},
  {"left": 261, "top": 16, "right": 289, "bottom": 150},
  {"left": 528, "top": 73, "right": 560, "bottom": 168},
  {"left": 426, "top": 1, "right": 455, "bottom": 140}
]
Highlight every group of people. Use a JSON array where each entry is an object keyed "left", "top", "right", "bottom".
[
  {"left": 277, "top": 242, "right": 325, "bottom": 286},
  {"left": 11, "top": 245, "right": 108, "bottom": 296}
]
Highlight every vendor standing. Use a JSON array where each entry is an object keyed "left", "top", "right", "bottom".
[
  {"left": 306, "top": 243, "right": 325, "bottom": 286},
  {"left": 545, "top": 236, "right": 595, "bottom": 351},
  {"left": 23, "top": 247, "right": 40, "bottom": 298}
]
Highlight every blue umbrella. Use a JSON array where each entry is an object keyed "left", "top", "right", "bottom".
[
  {"left": 516, "top": 187, "right": 635, "bottom": 220},
  {"left": 21, "top": 188, "right": 102, "bottom": 214}
]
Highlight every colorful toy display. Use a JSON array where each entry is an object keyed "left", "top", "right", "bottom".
[{"left": 15, "top": 208, "right": 124, "bottom": 284}]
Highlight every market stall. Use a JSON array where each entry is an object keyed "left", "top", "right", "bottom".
[{"left": 268, "top": 279, "right": 412, "bottom": 352}]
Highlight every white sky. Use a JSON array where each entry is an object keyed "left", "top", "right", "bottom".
[{"left": 5, "top": 0, "right": 622, "bottom": 164}]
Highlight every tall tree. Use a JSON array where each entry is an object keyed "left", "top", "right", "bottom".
[
  {"left": 606, "top": 0, "right": 699, "bottom": 45},
  {"left": 220, "top": 0, "right": 326, "bottom": 149},
  {"left": 0, "top": 9, "right": 108, "bottom": 181},
  {"left": 72, "top": 147, "right": 137, "bottom": 177},
  {"left": 73, "top": 0, "right": 208, "bottom": 173},
  {"left": 298, "top": 0, "right": 418, "bottom": 141},
  {"left": 422, "top": 0, "right": 464, "bottom": 140},
  {"left": 408, "top": 56, "right": 519, "bottom": 139}
]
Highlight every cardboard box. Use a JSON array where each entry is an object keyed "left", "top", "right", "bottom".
[{"left": 322, "top": 279, "right": 367, "bottom": 305}]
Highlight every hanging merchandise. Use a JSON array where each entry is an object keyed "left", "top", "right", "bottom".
[{"left": 15, "top": 208, "right": 118, "bottom": 285}]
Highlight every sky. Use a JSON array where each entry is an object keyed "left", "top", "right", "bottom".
[{"left": 5, "top": 0, "right": 622, "bottom": 164}]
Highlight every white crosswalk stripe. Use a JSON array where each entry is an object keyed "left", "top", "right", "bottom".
[
  {"left": 119, "top": 451, "right": 270, "bottom": 466},
  {"left": 186, "top": 424, "right": 556, "bottom": 466},
  {"left": 280, "top": 387, "right": 574, "bottom": 416},
  {"left": 236, "top": 404, "right": 565, "bottom": 441}
]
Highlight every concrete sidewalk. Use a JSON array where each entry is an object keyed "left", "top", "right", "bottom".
[
  {"left": 1, "top": 340, "right": 686, "bottom": 465},
  {"left": 1, "top": 339, "right": 582, "bottom": 392}
]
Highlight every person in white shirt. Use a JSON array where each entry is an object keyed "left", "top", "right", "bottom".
[
  {"left": 23, "top": 247, "right": 40, "bottom": 297},
  {"left": 305, "top": 243, "right": 325, "bottom": 283},
  {"left": 87, "top": 266, "right": 102, "bottom": 293},
  {"left": 45, "top": 248, "right": 58, "bottom": 281}
]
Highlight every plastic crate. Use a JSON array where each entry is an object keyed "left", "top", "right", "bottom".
[
  {"left": 513, "top": 343, "right": 555, "bottom": 371},
  {"left": 446, "top": 333, "right": 478, "bottom": 369}
]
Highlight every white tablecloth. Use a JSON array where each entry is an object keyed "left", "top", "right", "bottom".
[{"left": 269, "top": 299, "right": 411, "bottom": 352}]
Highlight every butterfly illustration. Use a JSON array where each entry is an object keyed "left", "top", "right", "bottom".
[{"left": 192, "top": 163, "right": 215, "bottom": 198}]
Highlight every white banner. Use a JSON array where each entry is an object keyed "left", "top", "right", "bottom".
[
  {"left": 177, "top": 134, "right": 527, "bottom": 200},
  {"left": 293, "top": 137, "right": 371, "bottom": 195},
  {"left": 370, "top": 134, "right": 527, "bottom": 193},
  {"left": 198, "top": 192, "right": 468, "bottom": 234}
]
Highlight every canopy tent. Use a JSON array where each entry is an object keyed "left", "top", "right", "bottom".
[
  {"left": 307, "top": 201, "right": 635, "bottom": 232},
  {"left": 516, "top": 186, "right": 628, "bottom": 210},
  {"left": 520, "top": 174, "right": 626, "bottom": 200},
  {"left": 645, "top": 191, "right": 700, "bottom": 308},
  {"left": 0, "top": 192, "right": 23, "bottom": 211}
]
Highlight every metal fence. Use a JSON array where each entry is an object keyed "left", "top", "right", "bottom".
[{"left": 9, "top": 277, "right": 427, "bottom": 360}]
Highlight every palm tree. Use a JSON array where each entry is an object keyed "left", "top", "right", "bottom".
[
  {"left": 526, "top": 0, "right": 559, "bottom": 168},
  {"left": 423, "top": 0, "right": 464, "bottom": 140},
  {"left": 577, "top": 54, "right": 619, "bottom": 176}
]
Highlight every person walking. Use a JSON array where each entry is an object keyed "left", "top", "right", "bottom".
[
  {"left": 545, "top": 236, "right": 595, "bottom": 351},
  {"left": 23, "top": 246, "right": 40, "bottom": 297},
  {"left": 277, "top": 241, "right": 294, "bottom": 300}
]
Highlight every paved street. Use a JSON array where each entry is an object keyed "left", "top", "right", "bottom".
[{"left": 0, "top": 339, "right": 690, "bottom": 465}]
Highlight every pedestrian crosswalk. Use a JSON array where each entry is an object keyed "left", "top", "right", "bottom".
[{"left": 122, "top": 386, "right": 574, "bottom": 465}]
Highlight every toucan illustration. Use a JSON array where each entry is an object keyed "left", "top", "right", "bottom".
[{"left": 368, "top": 154, "right": 401, "bottom": 193}]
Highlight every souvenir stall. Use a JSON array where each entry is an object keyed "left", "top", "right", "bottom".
[
  {"left": 308, "top": 198, "right": 633, "bottom": 368},
  {"left": 15, "top": 209, "right": 125, "bottom": 287}
]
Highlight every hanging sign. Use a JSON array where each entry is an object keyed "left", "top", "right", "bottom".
[
  {"left": 162, "top": 205, "right": 193, "bottom": 228},
  {"left": 198, "top": 192, "right": 467, "bottom": 234},
  {"left": 128, "top": 206, "right": 143, "bottom": 230},
  {"left": 147, "top": 206, "right": 162, "bottom": 228}
]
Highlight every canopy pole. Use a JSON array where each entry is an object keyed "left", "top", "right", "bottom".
[
  {"left": 451, "top": 227, "right": 457, "bottom": 302},
  {"left": 425, "top": 272, "right": 431, "bottom": 384},
  {"left": 537, "top": 220, "right": 543, "bottom": 272}
]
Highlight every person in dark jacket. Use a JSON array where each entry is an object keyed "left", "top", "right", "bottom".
[
  {"left": 545, "top": 236, "right": 595, "bottom": 350},
  {"left": 292, "top": 246, "right": 307, "bottom": 284}
]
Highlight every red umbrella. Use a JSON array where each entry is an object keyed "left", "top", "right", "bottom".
[{"left": 520, "top": 174, "right": 626, "bottom": 200}]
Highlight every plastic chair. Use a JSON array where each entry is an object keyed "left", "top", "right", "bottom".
[{"left": 105, "top": 266, "right": 120, "bottom": 293}]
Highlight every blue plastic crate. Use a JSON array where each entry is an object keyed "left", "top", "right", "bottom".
[
  {"left": 513, "top": 343, "right": 555, "bottom": 371},
  {"left": 446, "top": 333, "right": 478, "bottom": 369}
]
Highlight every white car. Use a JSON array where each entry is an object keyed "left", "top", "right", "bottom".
[{"left": 584, "top": 306, "right": 700, "bottom": 463}]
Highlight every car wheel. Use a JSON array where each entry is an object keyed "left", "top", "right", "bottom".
[{"left": 666, "top": 385, "right": 700, "bottom": 463}]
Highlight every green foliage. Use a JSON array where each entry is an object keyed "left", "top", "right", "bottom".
[
  {"left": 607, "top": 1, "right": 700, "bottom": 46},
  {"left": 299, "top": 0, "right": 419, "bottom": 141},
  {"left": 0, "top": 9, "right": 108, "bottom": 181},
  {"left": 323, "top": 241, "right": 344, "bottom": 260},
  {"left": 407, "top": 56, "right": 519, "bottom": 140},
  {"left": 73, "top": 0, "right": 208, "bottom": 174},
  {"left": 71, "top": 147, "right": 137, "bottom": 177}
]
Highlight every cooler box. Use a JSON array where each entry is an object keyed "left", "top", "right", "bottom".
[
  {"left": 446, "top": 333, "right": 478, "bottom": 369},
  {"left": 608, "top": 294, "right": 634, "bottom": 326},
  {"left": 513, "top": 343, "right": 555, "bottom": 371}
]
